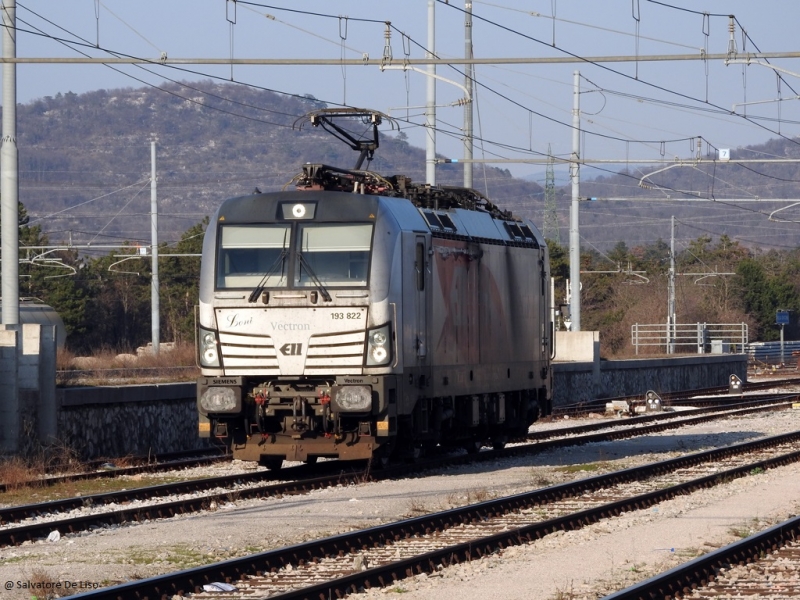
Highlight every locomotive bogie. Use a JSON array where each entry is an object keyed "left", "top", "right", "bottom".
[{"left": 198, "top": 373, "right": 398, "bottom": 463}]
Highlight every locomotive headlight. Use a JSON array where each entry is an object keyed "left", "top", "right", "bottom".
[
  {"left": 198, "top": 327, "right": 221, "bottom": 367},
  {"left": 203, "top": 347, "right": 219, "bottom": 364},
  {"left": 371, "top": 346, "right": 388, "bottom": 363},
  {"left": 366, "top": 323, "right": 392, "bottom": 366},
  {"left": 197, "top": 377, "right": 243, "bottom": 415},
  {"left": 200, "top": 387, "right": 236, "bottom": 411},
  {"left": 199, "top": 387, "right": 241, "bottom": 413},
  {"left": 331, "top": 385, "right": 372, "bottom": 412}
]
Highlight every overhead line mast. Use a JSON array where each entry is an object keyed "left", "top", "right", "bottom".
[
  {"left": 1, "top": 0, "right": 18, "bottom": 327},
  {"left": 543, "top": 145, "right": 560, "bottom": 244}
]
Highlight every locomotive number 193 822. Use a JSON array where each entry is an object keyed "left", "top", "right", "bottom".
[{"left": 331, "top": 312, "right": 362, "bottom": 320}]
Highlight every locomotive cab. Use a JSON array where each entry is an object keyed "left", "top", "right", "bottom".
[{"left": 197, "top": 189, "right": 401, "bottom": 467}]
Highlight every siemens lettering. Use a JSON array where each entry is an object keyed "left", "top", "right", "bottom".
[{"left": 271, "top": 322, "right": 311, "bottom": 331}]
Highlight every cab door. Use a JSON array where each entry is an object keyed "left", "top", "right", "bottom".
[
  {"left": 401, "top": 232, "right": 431, "bottom": 415},
  {"left": 414, "top": 235, "right": 429, "bottom": 362}
]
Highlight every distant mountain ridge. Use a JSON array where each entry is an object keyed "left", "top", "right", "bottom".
[
  {"left": 11, "top": 81, "right": 542, "bottom": 249},
  {"left": 10, "top": 80, "right": 800, "bottom": 250}
]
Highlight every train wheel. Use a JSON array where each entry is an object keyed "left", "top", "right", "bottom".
[
  {"left": 370, "top": 453, "right": 391, "bottom": 470},
  {"left": 259, "top": 457, "right": 283, "bottom": 471},
  {"left": 397, "top": 444, "right": 424, "bottom": 463},
  {"left": 370, "top": 440, "right": 395, "bottom": 469},
  {"left": 464, "top": 439, "right": 483, "bottom": 454},
  {"left": 305, "top": 456, "right": 318, "bottom": 465},
  {"left": 492, "top": 436, "right": 507, "bottom": 450}
]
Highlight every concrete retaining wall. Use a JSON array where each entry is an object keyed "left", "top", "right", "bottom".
[
  {"left": 56, "top": 383, "right": 206, "bottom": 460},
  {"left": 552, "top": 354, "right": 748, "bottom": 407},
  {"left": 51, "top": 354, "right": 747, "bottom": 459}
]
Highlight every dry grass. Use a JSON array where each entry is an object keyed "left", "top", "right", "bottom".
[
  {"left": 24, "top": 567, "right": 65, "bottom": 600},
  {"left": 549, "top": 581, "right": 576, "bottom": 600},
  {"left": 406, "top": 496, "right": 428, "bottom": 515},
  {"left": 530, "top": 473, "right": 555, "bottom": 488},
  {"left": 0, "top": 472, "right": 216, "bottom": 506},
  {"left": 42, "top": 438, "right": 84, "bottom": 473},
  {"left": 439, "top": 487, "right": 498, "bottom": 511},
  {"left": 0, "top": 437, "right": 85, "bottom": 489},
  {"left": 467, "top": 487, "right": 494, "bottom": 503},
  {"left": 728, "top": 517, "right": 761, "bottom": 539},
  {"left": 57, "top": 341, "right": 199, "bottom": 386},
  {"left": 555, "top": 461, "right": 613, "bottom": 474},
  {"left": 0, "top": 456, "right": 45, "bottom": 491}
]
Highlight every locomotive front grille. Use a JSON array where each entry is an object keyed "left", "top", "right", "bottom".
[
  {"left": 218, "top": 331, "right": 280, "bottom": 375},
  {"left": 217, "top": 329, "right": 367, "bottom": 375},
  {"left": 305, "top": 330, "right": 366, "bottom": 374}
]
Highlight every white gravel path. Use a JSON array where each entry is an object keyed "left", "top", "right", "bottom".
[{"left": 1, "top": 406, "right": 799, "bottom": 600}]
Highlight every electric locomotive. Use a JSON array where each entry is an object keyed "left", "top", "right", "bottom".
[{"left": 197, "top": 110, "right": 553, "bottom": 468}]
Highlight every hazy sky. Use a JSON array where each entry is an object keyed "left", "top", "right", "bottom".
[{"left": 10, "top": 0, "right": 800, "bottom": 182}]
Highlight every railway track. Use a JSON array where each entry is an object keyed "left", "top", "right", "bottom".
[
  {"left": 0, "top": 397, "right": 793, "bottom": 549},
  {"left": 70, "top": 427, "right": 800, "bottom": 600},
  {"left": 527, "top": 393, "right": 797, "bottom": 443},
  {"left": 3, "top": 383, "right": 788, "bottom": 497},
  {"left": 604, "top": 513, "right": 800, "bottom": 600},
  {"left": 0, "top": 448, "right": 230, "bottom": 494},
  {"left": 552, "top": 376, "right": 800, "bottom": 416}
]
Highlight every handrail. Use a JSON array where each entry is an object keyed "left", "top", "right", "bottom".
[{"left": 631, "top": 322, "right": 748, "bottom": 355}]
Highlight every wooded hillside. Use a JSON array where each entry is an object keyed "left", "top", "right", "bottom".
[
  {"left": 13, "top": 80, "right": 542, "bottom": 249},
  {"left": 3, "top": 80, "right": 800, "bottom": 354}
]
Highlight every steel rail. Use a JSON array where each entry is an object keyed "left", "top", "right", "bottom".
[
  {"left": 528, "top": 394, "right": 797, "bottom": 442},
  {"left": 0, "top": 399, "right": 792, "bottom": 544},
  {"left": 0, "top": 459, "right": 357, "bottom": 529},
  {"left": 0, "top": 449, "right": 230, "bottom": 494},
  {"left": 0, "top": 398, "right": 788, "bottom": 525},
  {"left": 552, "top": 377, "right": 800, "bottom": 416},
  {"left": 70, "top": 429, "right": 800, "bottom": 600},
  {"left": 514, "top": 400, "right": 795, "bottom": 455},
  {"left": 602, "top": 515, "right": 800, "bottom": 600}
]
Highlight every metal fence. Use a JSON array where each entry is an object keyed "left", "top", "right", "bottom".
[
  {"left": 745, "top": 340, "right": 800, "bottom": 367},
  {"left": 631, "top": 322, "right": 748, "bottom": 355}
]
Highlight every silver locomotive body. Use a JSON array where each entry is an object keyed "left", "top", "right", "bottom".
[{"left": 197, "top": 166, "right": 552, "bottom": 466}]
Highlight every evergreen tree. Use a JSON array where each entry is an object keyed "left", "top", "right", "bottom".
[
  {"left": 159, "top": 218, "right": 206, "bottom": 344},
  {"left": 2, "top": 201, "right": 90, "bottom": 350},
  {"left": 81, "top": 246, "right": 151, "bottom": 351}
]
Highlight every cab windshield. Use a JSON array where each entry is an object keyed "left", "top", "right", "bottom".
[
  {"left": 296, "top": 224, "right": 372, "bottom": 287},
  {"left": 216, "top": 223, "right": 373, "bottom": 290},
  {"left": 216, "top": 225, "right": 290, "bottom": 289}
]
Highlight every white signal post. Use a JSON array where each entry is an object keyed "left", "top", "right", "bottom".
[
  {"left": 1, "top": 0, "right": 17, "bottom": 327},
  {"left": 569, "top": 70, "right": 581, "bottom": 332},
  {"left": 150, "top": 140, "right": 160, "bottom": 356}
]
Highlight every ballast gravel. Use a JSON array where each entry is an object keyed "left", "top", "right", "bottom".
[{"left": 1, "top": 402, "right": 800, "bottom": 600}]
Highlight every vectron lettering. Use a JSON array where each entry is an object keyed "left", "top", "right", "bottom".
[{"left": 271, "top": 322, "right": 311, "bottom": 331}]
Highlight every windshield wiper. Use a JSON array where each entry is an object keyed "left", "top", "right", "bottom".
[
  {"left": 247, "top": 249, "right": 288, "bottom": 303},
  {"left": 296, "top": 252, "right": 332, "bottom": 302}
]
